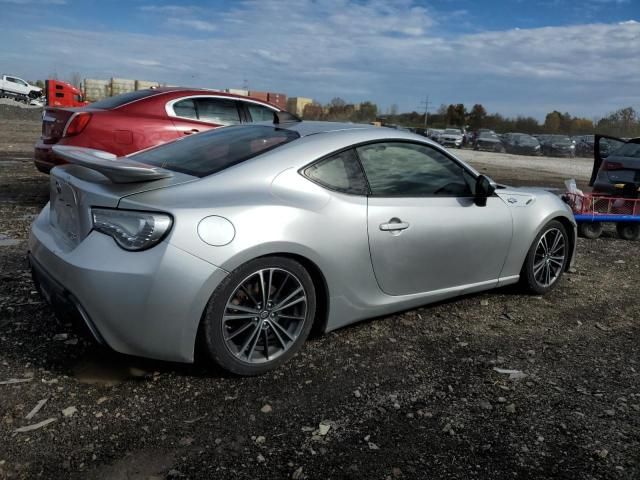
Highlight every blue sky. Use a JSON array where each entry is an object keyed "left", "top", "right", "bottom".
[{"left": 0, "top": 0, "right": 638, "bottom": 119}]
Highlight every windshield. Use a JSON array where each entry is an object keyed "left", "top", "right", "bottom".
[
  {"left": 610, "top": 141, "right": 640, "bottom": 159},
  {"left": 479, "top": 132, "right": 499, "bottom": 139},
  {"left": 514, "top": 134, "right": 539, "bottom": 145},
  {"left": 131, "top": 125, "right": 300, "bottom": 177},
  {"left": 445, "top": 129, "right": 461, "bottom": 134}
]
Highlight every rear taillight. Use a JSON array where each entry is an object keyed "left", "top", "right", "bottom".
[
  {"left": 604, "top": 161, "right": 624, "bottom": 171},
  {"left": 64, "top": 112, "right": 92, "bottom": 137}
]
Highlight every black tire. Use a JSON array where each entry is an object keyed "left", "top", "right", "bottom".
[
  {"left": 200, "top": 256, "right": 316, "bottom": 376},
  {"left": 520, "top": 220, "right": 569, "bottom": 295},
  {"left": 616, "top": 223, "right": 640, "bottom": 241},
  {"left": 578, "top": 222, "right": 603, "bottom": 239}
]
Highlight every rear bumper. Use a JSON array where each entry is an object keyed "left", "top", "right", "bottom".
[
  {"left": 34, "top": 140, "right": 60, "bottom": 174},
  {"left": 29, "top": 204, "right": 228, "bottom": 363}
]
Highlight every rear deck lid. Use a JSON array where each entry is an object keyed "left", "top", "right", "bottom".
[{"left": 48, "top": 146, "right": 196, "bottom": 246}]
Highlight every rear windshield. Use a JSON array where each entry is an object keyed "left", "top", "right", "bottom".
[
  {"left": 89, "top": 90, "right": 163, "bottom": 109},
  {"left": 611, "top": 141, "right": 640, "bottom": 159},
  {"left": 131, "top": 125, "right": 300, "bottom": 177}
]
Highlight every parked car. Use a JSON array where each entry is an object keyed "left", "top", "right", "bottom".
[
  {"left": 574, "top": 135, "right": 595, "bottom": 157},
  {"left": 34, "top": 87, "right": 283, "bottom": 174},
  {"left": 428, "top": 128, "right": 444, "bottom": 142},
  {"left": 502, "top": 133, "right": 542, "bottom": 155},
  {"left": 473, "top": 131, "right": 505, "bottom": 153},
  {"left": 539, "top": 135, "right": 575, "bottom": 157},
  {"left": 590, "top": 134, "right": 640, "bottom": 196},
  {"left": 438, "top": 128, "right": 464, "bottom": 148},
  {"left": 29, "top": 118, "right": 576, "bottom": 375}
]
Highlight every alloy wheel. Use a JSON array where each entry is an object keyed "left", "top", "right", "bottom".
[
  {"left": 222, "top": 268, "right": 308, "bottom": 364},
  {"left": 533, "top": 228, "right": 566, "bottom": 288}
]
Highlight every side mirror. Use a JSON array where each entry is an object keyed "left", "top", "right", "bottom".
[{"left": 475, "top": 175, "right": 495, "bottom": 207}]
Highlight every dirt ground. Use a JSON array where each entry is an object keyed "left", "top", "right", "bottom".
[{"left": 0, "top": 114, "right": 638, "bottom": 480}]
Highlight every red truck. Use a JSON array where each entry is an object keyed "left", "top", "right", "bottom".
[{"left": 45, "top": 80, "right": 88, "bottom": 108}]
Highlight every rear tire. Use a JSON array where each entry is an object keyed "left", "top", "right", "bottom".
[
  {"left": 520, "top": 220, "right": 569, "bottom": 295},
  {"left": 616, "top": 223, "right": 640, "bottom": 241},
  {"left": 578, "top": 222, "right": 603, "bottom": 239},
  {"left": 200, "top": 256, "right": 316, "bottom": 376}
]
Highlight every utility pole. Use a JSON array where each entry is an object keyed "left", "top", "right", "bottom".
[{"left": 418, "top": 95, "right": 431, "bottom": 130}]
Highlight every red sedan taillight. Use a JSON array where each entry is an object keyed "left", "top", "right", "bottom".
[
  {"left": 64, "top": 112, "right": 92, "bottom": 137},
  {"left": 604, "top": 161, "right": 624, "bottom": 171}
]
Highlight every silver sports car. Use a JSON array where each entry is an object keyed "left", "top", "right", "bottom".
[{"left": 29, "top": 117, "right": 577, "bottom": 375}]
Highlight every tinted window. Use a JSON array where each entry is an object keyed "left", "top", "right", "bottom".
[
  {"left": 247, "top": 103, "right": 276, "bottom": 122},
  {"left": 611, "top": 141, "right": 640, "bottom": 159},
  {"left": 132, "top": 125, "right": 299, "bottom": 177},
  {"left": 196, "top": 98, "right": 240, "bottom": 125},
  {"left": 304, "top": 149, "right": 368, "bottom": 195},
  {"left": 173, "top": 99, "right": 198, "bottom": 119},
  {"left": 90, "top": 90, "right": 162, "bottom": 109},
  {"left": 357, "top": 142, "right": 472, "bottom": 196}
]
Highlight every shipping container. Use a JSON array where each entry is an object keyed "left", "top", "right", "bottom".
[
  {"left": 226, "top": 88, "right": 249, "bottom": 96},
  {"left": 83, "top": 78, "right": 111, "bottom": 102},
  {"left": 249, "top": 90, "right": 269, "bottom": 102},
  {"left": 287, "top": 97, "right": 313, "bottom": 116},
  {"left": 267, "top": 92, "right": 287, "bottom": 110},
  {"left": 135, "top": 80, "right": 160, "bottom": 90},
  {"left": 111, "top": 77, "right": 136, "bottom": 96}
]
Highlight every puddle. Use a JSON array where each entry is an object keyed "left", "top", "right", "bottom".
[
  {"left": 73, "top": 350, "right": 153, "bottom": 386},
  {"left": 0, "top": 234, "right": 21, "bottom": 247}
]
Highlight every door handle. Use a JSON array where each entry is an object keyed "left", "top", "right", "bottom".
[
  {"left": 183, "top": 129, "right": 199, "bottom": 135},
  {"left": 379, "top": 220, "right": 410, "bottom": 231}
]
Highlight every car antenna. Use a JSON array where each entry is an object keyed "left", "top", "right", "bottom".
[{"left": 273, "top": 111, "right": 302, "bottom": 124}]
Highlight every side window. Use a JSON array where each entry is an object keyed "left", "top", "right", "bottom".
[
  {"left": 246, "top": 103, "right": 276, "bottom": 122},
  {"left": 304, "top": 149, "right": 368, "bottom": 195},
  {"left": 173, "top": 99, "right": 198, "bottom": 119},
  {"left": 357, "top": 142, "right": 472, "bottom": 196},
  {"left": 195, "top": 98, "right": 240, "bottom": 125}
]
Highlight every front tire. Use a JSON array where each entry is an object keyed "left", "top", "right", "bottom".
[
  {"left": 616, "top": 223, "right": 640, "bottom": 241},
  {"left": 200, "top": 256, "right": 316, "bottom": 376},
  {"left": 521, "top": 220, "right": 569, "bottom": 294}
]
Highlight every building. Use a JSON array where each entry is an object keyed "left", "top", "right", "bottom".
[{"left": 287, "top": 97, "right": 314, "bottom": 116}]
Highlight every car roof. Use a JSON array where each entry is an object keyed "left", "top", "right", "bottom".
[{"left": 268, "top": 120, "right": 375, "bottom": 137}]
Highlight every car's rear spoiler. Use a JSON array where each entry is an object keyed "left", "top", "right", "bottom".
[{"left": 52, "top": 146, "right": 173, "bottom": 183}]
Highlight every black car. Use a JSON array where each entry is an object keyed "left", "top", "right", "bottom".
[
  {"left": 590, "top": 134, "right": 640, "bottom": 197},
  {"left": 473, "top": 131, "right": 505, "bottom": 152},
  {"left": 539, "top": 135, "right": 575, "bottom": 157},
  {"left": 574, "top": 135, "right": 595, "bottom": 157},
  {"left": 502, "top": 133, "right": 542, "bottom": 155}
]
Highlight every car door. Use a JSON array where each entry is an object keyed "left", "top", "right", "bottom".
[
  {"left": 358, "top": 141, "right": 513, "bottom": 296},
  {"left": 168, "top": 96, "right": 242, "bottom": 137}
]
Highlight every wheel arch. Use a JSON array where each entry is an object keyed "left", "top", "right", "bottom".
[
  {"left": 552, "top": 215, "right": 577, "bottom": 271},
  {"left": 194, "top": 251, "right": 331, "bottom": 361}
]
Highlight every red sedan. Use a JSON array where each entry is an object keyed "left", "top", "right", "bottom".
[{"left": 34, "top": 88, "right": 282, "bottom": 173}]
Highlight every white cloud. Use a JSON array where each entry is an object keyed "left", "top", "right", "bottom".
[{"left": 166, "top": 18, "right": 217, "bottom": 32}]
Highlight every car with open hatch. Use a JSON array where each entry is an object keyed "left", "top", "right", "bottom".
[{"left": 29, "top": 116, "right": 577, "bottom": 375}]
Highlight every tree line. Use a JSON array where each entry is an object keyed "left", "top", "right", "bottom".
[{"left": 301, "top": 98, "right": 640, "bottom": 138}]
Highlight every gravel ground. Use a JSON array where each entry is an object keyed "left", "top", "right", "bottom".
[{"left": 0, "top": 118, "right": 638, "bottom": 480}]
